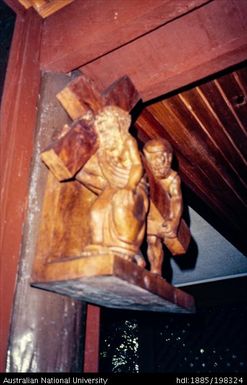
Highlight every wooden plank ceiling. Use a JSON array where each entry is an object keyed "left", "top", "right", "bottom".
[{"left": 136, "top": 65, "right": 247, "bottom": 255}]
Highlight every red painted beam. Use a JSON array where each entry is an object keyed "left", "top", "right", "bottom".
[
  {"left": 4, "top": 0, "right": 26, "bottom": 16},
  {"left": 40, "top": 0, "right": 209, "bottom": 73},
  {"left": 80, "top": 0, "right": 247, "bottom": 101},
  {"left": 0, "top": 10, "right": 42, "bottom": 371},
  {"left": 83, "top": 305, "right": 101, "bottom": 373}
]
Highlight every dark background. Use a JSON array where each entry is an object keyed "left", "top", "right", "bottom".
[{"left": 100, "top": 278, "right": 247, "bottom": 373}]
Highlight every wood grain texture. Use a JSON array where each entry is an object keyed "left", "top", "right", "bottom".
[
  {"left": 102, "top": 75, "right": 140, "bottom": 112},
  {"left": 83, "top": 305, "right": 100, "bottom": 373},
  {"left": 43, "top": 75, "right": 140, "bottom": 182},
  {"left": 143, "top": 168, "right": 191, "bottom": 256},
  {"left": 143, "top": 156, "right": 170, "bottom": 220},
  {"left": 11, "top": 0, "right": 74, "bottom": 17},
  {"left": 17, "top": 0, "right": 31, "bottom": 9},
  {"left": 142, "top": 147, "right": 190, "bottom": 267},
  {"left": 0, "top": 11, "right": 42, "bottom": 371},
  {"left": 80, "top": 0, "right": 247, "bottom": 102},
  {"left": 165, "top": 219, "right": 191, "bottom": 255},
  {"left": 57, "top": 74, "right": 140, "bottom": 120},
  {"left": 32, "top": 255, "right": 195, "bottom": 313},
  {"left": 41, "top": 120, "right": 99, "bottom": 181},
  {"left": 136, "top": 65, "right": 247, "bottom": 255},
  {"left": 30, "top": 0, "right": 74, "bottom": 18},
  {"left": 2, "top": 0, "right": 246, "bottom": 371},
  {"left": 56, "top": 74, "right": 104, "bottom": 120},
  {"left": 6, "top": 73, "right": 87, "bottom": 373},
  {"left": 33, "top": 175, "right": 96, "bottom": 273},
  {"left": 40, "top": 0, "right": 208, "bottom": 72}
]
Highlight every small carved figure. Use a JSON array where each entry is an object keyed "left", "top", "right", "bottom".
[
  {"left": 76, "top": 106, "right": 148, "bottom": 263},
  {"left": 143, "top": 138, "right": 184, "bottom": 275}
]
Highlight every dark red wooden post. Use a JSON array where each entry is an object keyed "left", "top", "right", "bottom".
[
  {"left": 0, "top": 9, "right": 42, "bottom": 371},
  {"left": 83, "top": 305, "right": 101, "bottom": 373}
]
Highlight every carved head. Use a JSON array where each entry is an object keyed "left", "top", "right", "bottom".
[
  {"left": 143, "top": 138, "right": 173, "bottom": 179},
  {"left": 94, "top": 106, "right": 131, "bottom": 150}
]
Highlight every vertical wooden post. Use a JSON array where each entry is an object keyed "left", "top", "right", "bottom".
[
  {"left": 5, "top": 71, "right": 87, "bottom": 373},
  {"left": 83, "top": 305, "right": 101, "bottom": 373},
  {"left": 0, "top": 10, "right": 42, "bottom": 371}
]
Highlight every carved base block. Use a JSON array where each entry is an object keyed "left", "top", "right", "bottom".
[
  {"left": 32, "top": 254, "right": 195, "bottom": 313},
  {"left": 164, "top": 219, "right": 191, "bottom": 255}
]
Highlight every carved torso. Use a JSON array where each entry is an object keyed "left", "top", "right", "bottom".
[{"left": 97, "top": 139, "right": 132, "bottom": 189}]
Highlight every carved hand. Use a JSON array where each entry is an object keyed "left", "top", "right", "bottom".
[
  {"left": 118, "top": 187, "right": 136, "bottom": 206},
  {"left": 159, "top": 221, "right": 177, "bottom": 239}
]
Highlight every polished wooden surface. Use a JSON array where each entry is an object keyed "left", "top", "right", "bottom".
[
  {"left": 80, "top": 0, "right": 247, "bottom": 101},
  {"left": 45, "top": 75, "right": 140, "bottom": 181},
  {"left": 143, "top": 139, "right": 191, "bottom": 275},
  {"left": 40, "top": 0, "right": 208, "bottom": 72},
  {"left": 56, "top": 74, "right": 104, "bottom": 120},
  {"left": 57, "top": 74, "right": 140, "bottom": 119},
  {"left": 39, "top": 75, "right": 148, "bottom": 263},
  {"left": 17, "top": 0, "right": 31, "bottom": 8},
  {"left": 41, "top": 120, "right": 98, "bottom": 181},
  {"left": 2, "top": 0, "right": 246, "bottom": 372},
  {"left": 0, "top": 10, "right": 42, "bottom": 371},
  {"left": 6, "top": 73, "right": 86, "bottom": 373},
  {"left": 17, "top": 0, "right": 74, "bottom": 18},
  {"left": 32, "top": 255, "right": 195, "bottom": 313},
  {"left": 33, "top": 76, "right": 192, "bottom": 314},
  {"left": 136, "top": 66, "right": 247, "bottom": 254},
  {"left": 83, "top": 305, "right": 100, "bottom": 373}
]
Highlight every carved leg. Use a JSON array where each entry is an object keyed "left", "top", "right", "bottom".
[
  {"left": 147, "top": 235, "right": 164, "bottom": 276},
  {"left": 112, "top": 189, "right": 144, "bottom": 244},
  {"left": 134, "top": 253, "right": 146, "bottom": 268},
  {"left": 90, "top": 196, "right": 107, "bottom": 245}
]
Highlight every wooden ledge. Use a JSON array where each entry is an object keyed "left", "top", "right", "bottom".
[{"left": 32, "top": 254, "right": 195, "bottom": 313}]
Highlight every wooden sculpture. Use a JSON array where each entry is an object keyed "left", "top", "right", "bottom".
[
  {"left": 41, "top": 74, "right": 140, "bottom": 181},
  {"left": 40, "top": 75, "right": 148, "bottom": 264},
  {"left": 32, "top": 74, "right": 195, "bottom": 313},
  {"left": 143, "top": 138, "right": 191, "bottom": 276},
  {"left": 76, "top": 106, "right": 148, "bottom": 264}
]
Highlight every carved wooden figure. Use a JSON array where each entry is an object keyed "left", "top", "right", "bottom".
[
  {"left": 76, "top": 106, "right": 148, "bottom": 263},
  {"left": 41, "top": 74, "right": 148, "bottom": 263},
  {"left": 143, "top": 138, "right": 191, "bottom": 276},
  {"left": 32, "top": 75, "right": 195, "bottom": 313},
  {"left": 41, "top": 74, "right": 140, "bottom": 181}
]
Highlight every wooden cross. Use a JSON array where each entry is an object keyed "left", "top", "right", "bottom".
[
  {"left": 41, "top": 74, "right": 140, "bottom": 181},
  {"left": 32, "top": 73, "right": 193, "bottom": 313},
  {"left": 41, "top": 73, "right": 190, "bottom": 257}
]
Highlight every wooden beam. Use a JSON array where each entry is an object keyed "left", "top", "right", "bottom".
[
  {"left": 80, "top": 0, "right": 247, "bottom": 101},
  {"left": 0, "top": 10, "right": 42, "bottom": 371},
  {"left": 6, "top": 73, "right": 86, "bottom": 372},
  {"left": 136, "top": 100, "right": 247, "bottom": 254},
  {"left": 142, "top": 104, "right": 246, "bottom": 231},
  {"left": 83, "top": 305, "right": 101, "bottom": 373},
  {"left": 29, "top": 0, "right": 74, "bottom": 19},
  {"left": 40, "top": 0, "right": 209, "bottom": 73},
  {"left": 4, "top": 0, "right": 27, "bottom": 16},
  {"left": 18, "top": 0, "right": 32, "bottom": 10}
]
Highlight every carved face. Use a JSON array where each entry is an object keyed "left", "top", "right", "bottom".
[
  {"left": 95, "top": 115, "right": 121, "bottom": 150},
  {"left": 146, "top": 150, "right": 172, "bottom": 178},
  {"left": 95, "top": 107, "right": 130, "bottom": 151}
]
